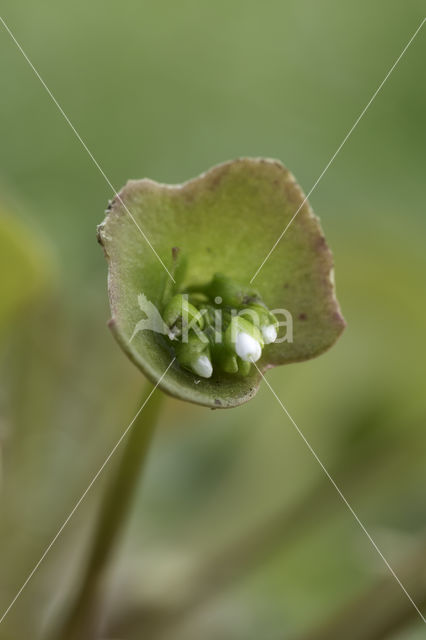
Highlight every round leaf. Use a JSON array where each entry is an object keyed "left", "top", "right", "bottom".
[{"left": 98, "top": 158, "right": 345, "bottom": 408}]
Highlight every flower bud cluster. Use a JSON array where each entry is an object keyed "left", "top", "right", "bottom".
[{"left": 163, "top": 274, "right": 278, "bottom": 379}]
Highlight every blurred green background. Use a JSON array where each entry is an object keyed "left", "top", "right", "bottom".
[{"left": 1, "top": 1, "right": 425, "bottom": 638}]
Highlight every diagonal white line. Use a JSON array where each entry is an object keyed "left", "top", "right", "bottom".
[
  {"left": 250, "top": 17, "right": 426, "bottom": 283},
  {"left": 0, "top": 16, "right": 175, "bottom": 283},
  {"left": 254, "top": 363, "right": 426, "bottom": 624},
  {"left": 0, "top": 358, "right": 175, "bottom": 625}
]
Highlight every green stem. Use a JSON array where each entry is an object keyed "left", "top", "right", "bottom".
[{"left": 58, "top": 382, "right": 164, "bottom": 640}]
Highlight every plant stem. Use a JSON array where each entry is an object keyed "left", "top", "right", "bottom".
[{"left": 58, "top": 382, "right": 164, "bottom": 640}]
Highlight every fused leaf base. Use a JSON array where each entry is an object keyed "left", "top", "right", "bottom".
[{"left": 98, "top": 158, "right": 345, "bottom": 408}]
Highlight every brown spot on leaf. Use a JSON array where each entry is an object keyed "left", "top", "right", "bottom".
[
  {"left": 333, "top": 310, "right": 346, "bottom": 327},
  {"left": 316, "top": 235, "right": 327, "bottom": 250},
  {"left": 182, "top": 188, "right": 196, "bottom": 204},
  {"left": 209, "top": 165, "right": 229, "bottom": 190},
  {"left": 96, "top": 226, "right": 103, "bottom": 246}
]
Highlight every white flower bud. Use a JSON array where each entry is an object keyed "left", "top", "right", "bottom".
[
  {"left": 261, "top": 324, "right": 277, "bottom": 344},
  {"left": 235, "top": 331, "right": 262, "bottom": 362},
  {"left": 191, "top": 354, "right": 213, "bottom": 378}
]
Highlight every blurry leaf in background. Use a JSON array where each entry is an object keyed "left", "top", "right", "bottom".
[{"left": 0, "top": 205, "right": 54, "bottom": 337}]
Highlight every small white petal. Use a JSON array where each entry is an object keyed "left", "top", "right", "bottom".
[
  {"left": 235, "top": 331, "right": 262, "bottom": 362},
  {"left": 262, "top": 324, "right": 277, "bottom": 344},
  {"left": 192, "top": 355, "right": 213, "bottom": 378}
]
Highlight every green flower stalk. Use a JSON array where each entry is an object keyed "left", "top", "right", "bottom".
[
  {"left": 191, "top": 272, "right": 260, "bottom": 307},
  {"left": 163, "top": 293, "right": 205, "bottom": 340},
  {"left": 174, "top": 332, "right": 212, "bottom": 378},
  {"left": 98, "top": 157, "right": 345, "bottom": 408},
  {"left": 245, "top": 303, "right": 279, "bottom": 344}
]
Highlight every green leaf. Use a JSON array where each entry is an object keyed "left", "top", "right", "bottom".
[
  {"left": 98, "top": 158, "right": 345, "bottom": 408},
  {"left": 0, "top": 208, "right": 52, "bottom": 337}
]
